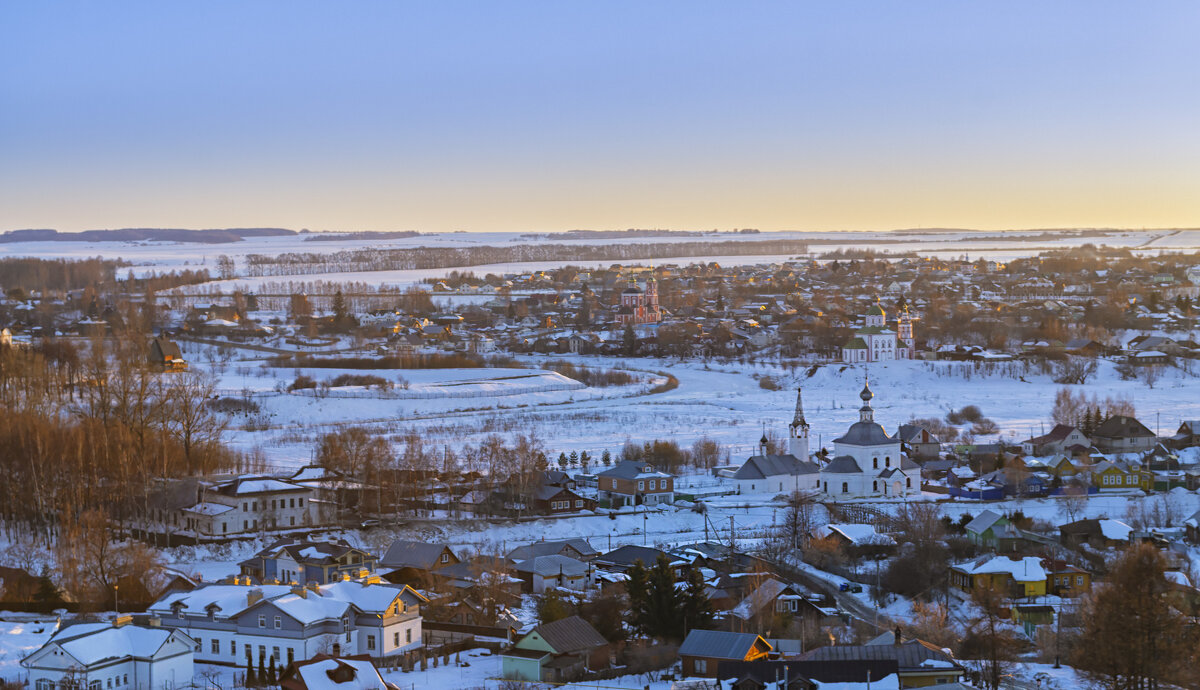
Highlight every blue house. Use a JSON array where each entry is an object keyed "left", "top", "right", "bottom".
[{"left": 240, "top": 538, "right": 379, "bottom": 585}]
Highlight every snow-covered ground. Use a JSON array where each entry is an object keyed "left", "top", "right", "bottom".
[{"left": 201, "top": 347, "right": 1200, "bottom": 478}]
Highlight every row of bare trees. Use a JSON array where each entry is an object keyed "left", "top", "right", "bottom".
[{"left": 0, "top": 337, "right": 236, "bottom": 542}]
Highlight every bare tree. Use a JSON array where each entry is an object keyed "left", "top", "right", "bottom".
[{"left": 161, "top": 371, "right": 227, "bottom": 472}]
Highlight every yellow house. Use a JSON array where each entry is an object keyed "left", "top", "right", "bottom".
[
  {"left": 950, "top": 555, "right": 1047, "bottom": 598},
  {"left": 1091, "top": 460, "right": 1141, "bottom": 491}
]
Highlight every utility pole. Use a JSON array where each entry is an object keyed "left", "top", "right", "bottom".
[{"left": 729, "top": 515, "right": 735, "bottom": 550}]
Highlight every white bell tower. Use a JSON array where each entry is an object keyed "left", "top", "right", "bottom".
[{"left": 788, "top": 387, "right": 810, "bottom": 460}]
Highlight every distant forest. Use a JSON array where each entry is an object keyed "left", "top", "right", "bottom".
[
  {"left": 244, "top": 238, "right": 810, "bottom": 277},
  {"left": 0, "top": 228, "right": 295, "bottom": 244}
]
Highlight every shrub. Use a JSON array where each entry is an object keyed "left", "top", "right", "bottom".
[
  {"left": 758, "top": 375, "right": 782, "bottom": 391},
  {"left": 287, "top": 375, "right": 317, "bottom": 391},
  {"left": 327, "top": 373, "right": 391, "bottom": 389},
  {"left": 971, "top": 418, "right": 999, "bottom": 435}
]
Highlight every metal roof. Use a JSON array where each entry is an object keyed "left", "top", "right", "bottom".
[{"left": 679, "top": 629, "right": 770, "bottom": 660}]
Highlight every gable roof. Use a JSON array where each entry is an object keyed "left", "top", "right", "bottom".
[
  {"left": 513, "top": 555, "right": 588, "bottom": 578},
  {"left": 596, "top": 460, "right": 671, "bottom": 480},
  {"left": 595, "top": 545, "right": 669, "bottom": 569},
  {"left": 679, "top": 629, "right": 771, "bottom": 660},
  {"left": 507, "top": 539, "right": 598, "bottom": 562},
  {"left": 381, "top": 540, "right": 456, "bottom": 570},
  {"left": 1093, "top": 415, "right": 1155, "bottom": 439},
  {"left": 964, "top": 510, "right": 1006, "bottom": 535},
  {"left": 733, "top": 454, "right": 819, "bottom": 480},
  {"left": 801, "top": 639, "right": 961, "bottom": 674},
  {"left": 529, "top": 615, "right": 607, "bottom": 654},
  {"left": 26, "top": 623, "right": 186, "bottom": 669}
]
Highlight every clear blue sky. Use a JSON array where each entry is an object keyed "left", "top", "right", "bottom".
[{"left": 2, "top": 2, "right": 1198, "bottom": 232}]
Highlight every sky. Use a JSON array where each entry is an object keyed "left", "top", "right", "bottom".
[{"left": 2, "top": 2, "right": 1199, "bottom": 234}]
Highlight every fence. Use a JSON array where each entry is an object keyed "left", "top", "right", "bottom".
[{"left": 285, "top": 378, "right": 587, "bottom": 400}]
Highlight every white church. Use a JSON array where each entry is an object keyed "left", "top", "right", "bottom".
[
  {"left": 731, "top": 388, "right": 820, "bottom": 495},
  {"left": 841, "top": 302, "right": 916, "bottom": 363},
  {"left": 818, "top": 379, "right": 918, "bottom": 499}
]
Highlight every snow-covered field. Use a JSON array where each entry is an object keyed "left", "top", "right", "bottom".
[{"left": 212, "top": 349, "right": 1200, "bottom": 470}]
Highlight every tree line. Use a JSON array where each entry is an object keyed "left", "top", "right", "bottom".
[{"left": 242, "top": 239, "right": 810, "bottom": 277}]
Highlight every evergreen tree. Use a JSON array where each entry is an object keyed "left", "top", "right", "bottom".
[
  {"left": 623, "top": 324, "right": 636, "bottom": 355},
  {"left": 680, "top": 566, "right": 715, "bottom": 637},
  {"left": 258, "top": 656, "right": 267, "bottom": 686},
  {"left": 601, "top": 449, "right": 612, "bottom": 466},
  {"left": 579, "top": 451, "right": 590, "bottom": 472},
  {"left": 557, "top": 452, "right": 568, "bottom": 470},
  {"left": 537, "top": 589, "right": 572, "bottom": 624},
  {"left": 625, "top": 558, "right": 650, "bottom": 637},
  {"left": 268, "top": 658, "right": 277, "bottom": 685},
  {"left": 644, "top": 554, "right": 684, "bottom": 640},
  {"left": 332, "top": 289, "right": 347, "bottom": 321},
  {"left": 568, "top": 450, "right": 579, "bottom": 467},
  {"left": 246, "top": 655, "right": 256, "bottom": 687}
]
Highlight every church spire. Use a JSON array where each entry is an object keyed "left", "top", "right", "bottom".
[
  {"left": 790, "top": 386, "right": 809, "bottom": 433},
  {"left": 859, "top": 375, "right": 875, "bottom": 423}
]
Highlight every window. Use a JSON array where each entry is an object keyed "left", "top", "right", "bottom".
[
  {"left": 367, "top": 634, "right": 376, "bottom": 650},
  {"left": 298, "top": 498, "right": 304, "bottom": 506},
  {"left": 873, "top": 481, "right": 878, "bottom": 492},
  {"left": 212, "top": 639, "right": 219, "bottom": 654},
  {"left": 695, "top": 659, "right": 707, "bottom": 674},
  {"left": 873, "top": 458, "right": 878, "bottom": 469},
  {"left": 246, "top": 643, "right": 252, "bottom": 659},
  {"left": 440, "top": 553, "right": 449, "bottom": 563},
  {"left": 1076, "top": 575, "right": 1084, "bottom": 586},
  {"left": 36, "top": 681, "right": 52, "bottom": 690},
  {"left": 648, "top": 480, "right": 656, "bottom": 490},
  {"left": 258, "top": 615, "right": 266, "bottom": 628},
  {"left": 107, "top": 679, "right": 112, "bottom": 689},
  {"left": 906, "top": 478, "right": 912, "bottom": 488},
  {"left": 195, "top": 637, "right": 202, "bottom": 652},
  {"left": 405, "top": 628, "right": 412, "bottom": 643},
  {"left": 394, "top": 632, "right": 400, "bottom": 647},
  {"left": 575, "top": 500, "right": 583, "bottom": 508},
  {"left": 274, "top": 615, "right": 282, "bottom": 629},
  {"left": 259, "top": 645, "right": 266, "bottom": 662},
  {"left": 243, "top": 502, "right": 248, "bottom": 512},
  {"left": 842, "top": 482, "right": 848, "bottom": 493},
  {"left": 231, "top": 640, "right": 237, "bottom": 656},
  {"left": 611, "top": 479, "right": 618, "bottom": 489},
  {"left": 123, "top": 675, "right": 128, "bottom": 686},
  {"left": 885, "top": 456, "right": 891, "bottom": 467},
  {"left": 290, "top": 498, "right": 296, "bottom": 508},
  {"left": 638, "top": 481, "right": 644, "bottom": 491},
  {"left": 272, "top": 646, "right": 280, "bottom": 661}
]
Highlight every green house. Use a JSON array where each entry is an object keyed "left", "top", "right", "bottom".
[{"left": 500, "top": 615, "right": 610, "bottom": 683}]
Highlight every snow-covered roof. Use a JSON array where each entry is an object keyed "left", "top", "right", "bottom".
[
  {"left": 812, "top": 524, "right": 895, "bottom": 546},
  {"left": 35, "top": 623, "right": 183, "bottom": 668},
  {"left": 183, "top": 502, "right": 234, "bottom": 516},
  {"left": 1098, "top": 519, "right": 1133, "bottom": 542},
  {"left": 294, "top": 657, "right": 390, "bottom": 689},
  {"left": 953, "top": 555, "right": 1046, "bottom": 582}
]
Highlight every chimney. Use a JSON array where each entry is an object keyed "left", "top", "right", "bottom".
[
  {"left": 307, "top": 582, "right": 321, "bottom": 595},
  {"left": 147, "top": 616, "right": 161, "bottom": 627},
  {"left": 894, "top": 626, "right": 902, "bottom": 645},
  {"left": 291, "top": 585, "right": 307, "bottom": 599},
  {"left": 247, "top": 588, "right": 264, "bottom": 606},
  {"left": 113, "top": 615, "right": 133, "bottom": 628}
]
